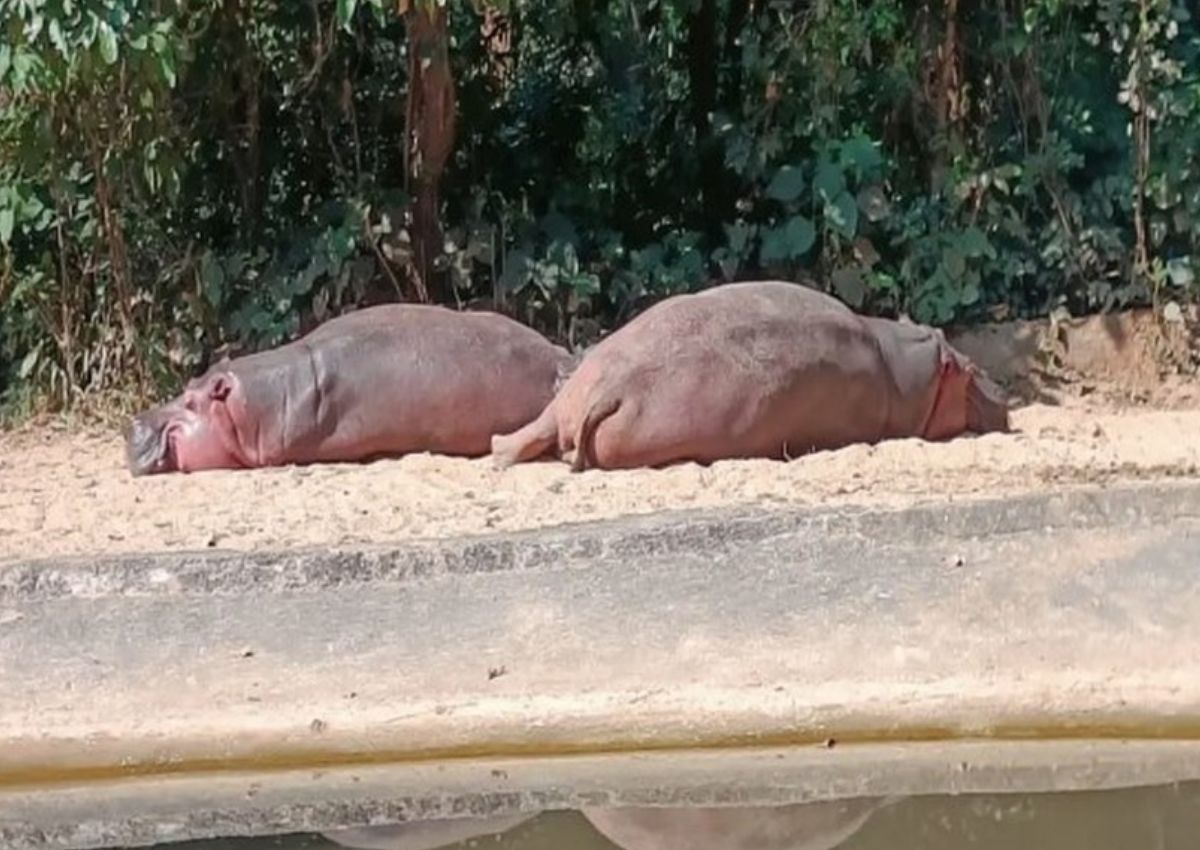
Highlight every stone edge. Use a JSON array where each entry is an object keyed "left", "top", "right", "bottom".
[
  {"left": 4, "top": 741, "right": 1200, "bottom": 850},
  {"left": 4, "top": 477, "right": 1200, "bottom": 601}
]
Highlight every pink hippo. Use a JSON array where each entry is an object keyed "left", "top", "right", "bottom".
[
  {"left": 491, "top": 280, "right": 1009, "bottom": 471},
  {"left": 126, "top": 303, "right": 570, "bottom": 475}
]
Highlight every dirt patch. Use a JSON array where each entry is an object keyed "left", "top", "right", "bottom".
[
  {"left": 949, "top": 305, "right": 1199, "bottom": 407},
  {"left": 2, "top": 309, "right": 1198, "bottom": 564}
]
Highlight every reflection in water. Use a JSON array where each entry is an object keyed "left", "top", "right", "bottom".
[
  {"left": 322, "top": 815, "right": 540, "bottom": 850},
  {"left": 579, "top": 797, "right": 894, "bottom": 850},
  {"left": 135, "top": 780, "right": 1200, "bottom": 850}
]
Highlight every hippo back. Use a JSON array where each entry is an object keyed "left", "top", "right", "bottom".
[
  {"left": 224, "top": 303, "right": 569, "bottom": 465},
  {"left": 554, "top": 280, "right": 895, "bottom": 468}
]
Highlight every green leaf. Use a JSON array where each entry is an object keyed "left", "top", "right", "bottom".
[
  {"left": 1167, "top": 258, "right": 1194, "bottom": 288},
  {"left": 759, "top": 225, "right": 790, "bottom": 265},
  {"left": 158, "top": 50, "right": 176, "bottom": 87},
  {"left": 571, "top": 272, "right": 601, "bottom": 297},
  {"left": 47, "top": 19, "right": 67, "bottom": 56},
  {"left": 723, "top": 220, "right": 753, "bottom": 254},
  {"left": 0, "top": 44, "right": 10, "bottom": 79},
  {"left": 814, "top": 160, "right": 845, "bottom": 202},
  {"left": 201, "top": 255, "right": 227, "bottom": 307},
  {"left": 783, "top": 214, "right": 816, "bottom": 257},
  {"left": 26, "top": 13, "right": 44, "bottom": 43},
  {"left": 9, "top": 48, "right": 34, "bottom": 91},
  {"left": 632, "top": 243, "right": 665, "bottom": 273},
  {"left": 765, "top": 165, "right": 806, "bottom": 203},
  {"left": 336, "top": 0, "right": 359, "bottom": 31},
  {"left": 943, "top": 245, "right": 967, "bottom": 280},
  {"left": 839, "top": 136, "right": 882, "bottom": 174},
  {"left": 958, "top": 226, "right": 992, "bottom": 258},
  {"left": 0, "top": 208, "right": 13, "bottom": 245},
  {"left": 97, "top": 21, "right": 118, "bottom": 64},
  {"left": 760, "top": 215, "right": 816, "bottom": 264},
  {"left": 825, "top": 191, "right": 859, "bottom": 239},
  {"left": 18, "top": 346, "right": 40, "bottom": 379}
]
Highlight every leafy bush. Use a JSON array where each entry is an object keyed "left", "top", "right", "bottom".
[{"left": 1, "top": 0, "right": 1197, "bottom": 416}]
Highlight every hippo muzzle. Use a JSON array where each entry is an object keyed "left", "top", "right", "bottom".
[
  {"left": 124, "top": 409, "right": 177, "bottom": 476},
  {"left": 125, "top": 372, "right": 248, "bottom": 476}
]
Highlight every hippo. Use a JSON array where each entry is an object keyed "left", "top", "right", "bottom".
[
  {"left": 491, "top": 280, "right": 1009, "bottom": 471},
  {"left": 126, "top": 303, "right": 571, "bottom": 475}
]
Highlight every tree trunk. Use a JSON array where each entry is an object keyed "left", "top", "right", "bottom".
[
  {"left": 685, "top": 0, "right": 724, "bottom": 232},
  {"left": 929, "top": 0, "right": 963, "bottom": 193},
  {"left": 402, "top": 0, "right": 457, "bottom": 303}
]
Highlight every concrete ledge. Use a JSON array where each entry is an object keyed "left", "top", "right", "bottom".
[
  {"left": 5, "top": 477, "right": 1200, "bottom": 601},
  {"left": 3, "top": 480, "right": 1200, "bottom": 848},
  {"left": 5, "top": 741, "right": 1200, "bottom": 850}
]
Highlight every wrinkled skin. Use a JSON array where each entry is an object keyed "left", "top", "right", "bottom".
[
  {"left": 126, "top": 304, "right": 570, "bottom": 476},
  {"left": 492, "top": 280, "right": 1009, "bottom": 471}
]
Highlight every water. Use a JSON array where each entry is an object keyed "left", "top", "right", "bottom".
[{"left": 134, "top": 780, "right": 1200, "bottom": 850}]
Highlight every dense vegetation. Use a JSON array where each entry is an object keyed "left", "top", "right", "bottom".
[{"left": 1, "top": 0, "right": 1197, "bottom": 416}]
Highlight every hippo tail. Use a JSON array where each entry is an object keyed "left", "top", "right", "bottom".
[
  {"left": 491, "top": 402, "right": 560, "bottom": 469},
  {"left": 967, "top": 369, "right": 1011, "bottom": 434},
  {"left": 570, "top": 391, "right": 621, "bottom": 473}
]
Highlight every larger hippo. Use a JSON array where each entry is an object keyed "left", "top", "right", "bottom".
[
  {"left": 126, "top": 303, "right": 570, "bottom": 475},
  {"left": 491, "top": 280, "right": 1009, "bottom": 471}
]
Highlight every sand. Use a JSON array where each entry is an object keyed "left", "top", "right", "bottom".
[
  {"left": 2, "top": 373, "right": 1198, "bottom": 565},
  {"left": 4, "top": 306, "right": 1200, "bottom": 564}
]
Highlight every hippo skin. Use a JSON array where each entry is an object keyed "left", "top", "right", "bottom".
[
  {"left": 126, "top": 303, "right": 570, "bottom": 475},
  {"left": 491, "top": 280, "right": 1009, "bottom": 471}
]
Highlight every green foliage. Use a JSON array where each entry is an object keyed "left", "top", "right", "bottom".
[{"left": 2, "top": 0, "right": 1199, "bottom": 416}]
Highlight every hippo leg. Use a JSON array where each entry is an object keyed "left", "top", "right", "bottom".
[
  {"left": 322, "top": 812, "right": 539, "bottom": 850},
  {"left": 491, "top": 403, "right": 560, "bottom": 468}
]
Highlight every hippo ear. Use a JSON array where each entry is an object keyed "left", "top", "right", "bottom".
[{"left": 208, "top": 374, "right": 233, "bottom": 402}]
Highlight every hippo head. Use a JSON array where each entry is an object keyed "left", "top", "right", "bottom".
[
  {"left": 125, "top": 368, "right": 250, "bottom": 476},
  {"left": 924, "top": 339, "right": 1011, "bottom": 440}
]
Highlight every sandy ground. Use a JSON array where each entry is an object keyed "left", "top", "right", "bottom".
[{"left": 3, "top": 369, "right": 1199, "bottom": 564}]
